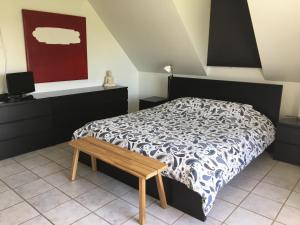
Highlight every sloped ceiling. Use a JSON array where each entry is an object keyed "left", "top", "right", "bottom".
[
  {"left": 88, "top": 0, "right": 209, "bottom": 75},
  {"left": 248, "top": 0, "right": 300, "bottom": 82}
]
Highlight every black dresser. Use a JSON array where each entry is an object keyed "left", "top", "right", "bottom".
[
  {"left": 274, "top": 117, "right": 300, "bottom": 165},
  {"left": 0, "top": 86, "right": 128, "bottom": 160}
]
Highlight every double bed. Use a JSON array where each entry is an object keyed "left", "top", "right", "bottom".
[{"left": 74, "top": 77, "right": 283, "bottom": 221}]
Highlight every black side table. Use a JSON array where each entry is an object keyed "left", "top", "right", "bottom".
[
  {"left": 274, "top": 117, "right": 300, "bottom": 165},
  {"left": 139, "top": 96, "right": 168, "bottom": 110}
]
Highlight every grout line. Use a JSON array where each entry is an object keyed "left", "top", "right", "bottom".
[
  {"left": 34, "top": 146, "right": 134, "bottom": 225},
  {"left": 1, "top": 148, "right": 299, "bottom": 225},
  {"left": 218, "top": 155, "right": 279, "bottom": 224},
  {"left": 272, "top": 177, "right": 300, "bottom": 224}
]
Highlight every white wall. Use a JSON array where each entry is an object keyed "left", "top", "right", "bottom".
[
  {"left": 139, "top": 68, "right": 300, "bottom": 117},
  {"left": 88, "top": 0, "right": 206, "bottom": 76},
  {"left": 173, "top": 0, "right": 210, "bottom": 72},
  {"left": 248, "top": 0, "right": 300, "bottom": 82},
  {"left": 0, "top": 0, "right": 139, "bottom": 112}
]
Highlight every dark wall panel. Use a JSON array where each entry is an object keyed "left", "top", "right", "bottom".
[{"left": 207, "top": 0, "right": 261, "bottom": 68}]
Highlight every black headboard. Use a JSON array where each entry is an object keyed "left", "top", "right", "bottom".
[{"left": 168, "top": 77, "right": 283, "bottom": 124}]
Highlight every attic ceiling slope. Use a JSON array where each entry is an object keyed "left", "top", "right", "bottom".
[
  {"left": 88, "top": 0, "right": 207, "bottom": 75},
  {"left": 248, "top": 0, "right": 300, "bottom": 82}
]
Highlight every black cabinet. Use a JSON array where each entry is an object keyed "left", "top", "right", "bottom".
[
  {"left": 274, "top": 117, "right": 300, "bottom": 165},
  {"left": 139, "top": 96, "right": 168, "bottom": 110},
  {"left": 0, "top": 86, "right": 128, "bottom": 159}
]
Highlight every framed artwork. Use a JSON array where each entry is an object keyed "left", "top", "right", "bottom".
[{"left": 22, "top": 9, "right": 88, "bottom": 83}]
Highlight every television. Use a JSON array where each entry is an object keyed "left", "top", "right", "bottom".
[{"left": 6, "top": 72, "right": 35, "bottom": 100}]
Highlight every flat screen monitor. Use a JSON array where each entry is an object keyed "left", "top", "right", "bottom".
[{"left": 6, "top": 72, "right": 35, "bottom": 97}]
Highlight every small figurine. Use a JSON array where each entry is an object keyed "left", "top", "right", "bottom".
[{"left": 103, "top": 70, "right": 116, "bottom": 87}]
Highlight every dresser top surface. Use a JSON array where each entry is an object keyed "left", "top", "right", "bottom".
[
  {"left": 33, "top": 85, "right": 126, "bottom": 98},
  {"left": 0, "top": 86, "right": 127, "bottom": 108}
]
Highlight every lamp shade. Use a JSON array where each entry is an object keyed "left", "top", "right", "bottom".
[{"left": 164, "top": 65, "right": 173, "bottom": 74}]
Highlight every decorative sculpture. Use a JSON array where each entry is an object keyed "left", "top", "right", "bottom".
[{"left": 103, "top": 70, "right": 116, "bottom": 87}]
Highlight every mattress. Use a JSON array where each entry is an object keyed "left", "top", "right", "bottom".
[{"left": 73, "top": 97, "right": 275, "bottom": 215}]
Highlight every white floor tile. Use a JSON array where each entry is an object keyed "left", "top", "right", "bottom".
[
  {"left": 55, "top": 157, "right": 72, "bottom": 169},
  {"left": 13, "top": 151, "right": 40, "bottom": 162},
  {"left": 76, "top": 187, "right": 116, "bottom": 211},
  {"left": 0, "top": 158, "right": 15, "bottom": 168},
  {"left": 77, "top": 163, "right": 93, "bottom": 177},
  {"left": 72, "top": 214, "right": 110, "bottom": 225},
  {"left": 147, "top": 202, "right": 184, "bottom": 224},
  {"left": 225, "top": 208, "right": 272, "bottom": 225},
  {"left": 124, "top": 213, "right": 168, "bottom": 225},
  {"left": 15, "top": 179, "right": 54, "bottom": 199},
  {"left": 253, "top": 182, "right": 290, "bottom": 203},
  {"left": 0, "top": 163, "right": 26, "bottom": 179},
  {"left": 122, "top": 189, "right": 155, "bottom": 208},
  {"left": 0, "top": 202, "right": 39, "bottom": 225},
  {"left": 217, "top": 185, "right": 248, "bottom": 205},
  {"left": 263, "top": 174, "right": 299, "bottom": 190},
  {"left": 242, "top": 163, "right": 272, "bottom": 180},
  {"left": 209, "top": 199, "right": 236, "bottom": 221},
  {"left": 286, "top": 192, "right": 300, "bottom": 209},
  {"left": 44, "top": 170, "right": 70, "bottom": 188},
  {"left": 44, "top": 200, "right": 89, "bottom": 225},
  {"left": 100, "top": 178, "right": 133, "bottom": 197},
  {"left": 277, "top": 205, "right": 300, "bottom": 225},
  {"left": 229, "top": 174, "right": 259, "bottom": 192},
  {"left": 28, "top": 188, "right": 70, "bottom": 213},
  {"left": 55, "top": 142, "right": 70, "bottom": 150},
  {"left": 37, "top": 146, "right": 60, "bottom": 156},
  {"left": 273, "top": 222, "right": 284, "bottom": 225},
  {"left": 19, "top": 155, "right": 51, "bottom": 170},
  {"left": 2, "top": 170, "right": 38, "bottom": 188},
  {"left": 0, "top": 180, "right": 9, "bottom": 193},
  {"left": 240, "top": 193, "right": 282, "bottom": 219},
  {"left": 58, "top": 178, "right": 97, "bottom": 198},
  {"left": 0, "top": 190, "right": 23, "bottom": 211},
  {"left": 268, "top": 162, "right": 300, "bottom": 180},
  {"left": 95, "top": 199, "right": 138, "bottom": 225},
  {"left": 84, "top": 171, "right": 113, "bottom": 186},
  {"left": 21, "top": 215, "right": 52, "bottom": 225},
  {"left": 174, "top": 214, "right": 221, "bottom": 225},
  {"left": 31, "top": 162, "right": 63, "bottom": 177},
  {"left": 294, "top": 181, "right": 300, "bottom": 193}
]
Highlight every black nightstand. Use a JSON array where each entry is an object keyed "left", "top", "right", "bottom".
[
  {"left": 139, "top": 96, "right": 168, "bottom": 110},
  {"left": 274, "top": 117, "right": 300, "bottom": 165}
]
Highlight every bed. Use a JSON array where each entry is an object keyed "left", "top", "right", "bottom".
[{"left": 74, "top": 77, "right": 283, "bottom": 221}]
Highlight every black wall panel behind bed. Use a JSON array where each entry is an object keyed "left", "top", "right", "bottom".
[{"left": 207, "top": 0, "right": 261, "bottom": 68}]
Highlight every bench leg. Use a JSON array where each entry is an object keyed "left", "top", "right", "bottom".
[
  {"left": 139, "top": 178, "right": 146, "bottom": 225},
  {"left": 70, "top": 148, "right": 80, "bottom": 181},
  {"left": 156, "top": 174, "right": 167, "bottom": 209},
  {"left": 91, "top": 156, "right": 97, "bottom": 172}
]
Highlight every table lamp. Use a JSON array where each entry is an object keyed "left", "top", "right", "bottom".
[{"left": 164, "top": 64, "right": 174, "bottom": 100}]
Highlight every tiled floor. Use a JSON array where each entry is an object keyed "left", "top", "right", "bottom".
[{"left": 0, "top": 144, "right": 300, "bottom": 225}]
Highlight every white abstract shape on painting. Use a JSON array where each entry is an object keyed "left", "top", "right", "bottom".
[{"left": 32, "top": 27, "right": 81, "bottom": 45}]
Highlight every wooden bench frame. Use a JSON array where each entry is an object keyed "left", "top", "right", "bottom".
[{"left": 69, "top": 137, "right": 168, "bottom": 225}]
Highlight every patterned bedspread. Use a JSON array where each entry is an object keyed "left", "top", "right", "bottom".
[{"left": 73, "top": 97, "right": 275, "bottom": 215}]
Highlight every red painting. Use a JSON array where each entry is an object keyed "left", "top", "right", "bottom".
[{"left": 22, "top": 9, "right": 88, "bottom": 83}]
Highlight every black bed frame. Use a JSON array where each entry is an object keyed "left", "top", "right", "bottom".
[{"left": 81, "top": 77, "right": 283, "bottom": 221}]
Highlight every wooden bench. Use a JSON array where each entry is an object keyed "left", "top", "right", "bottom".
[{"left": 69, "top": 136, "right": 168, "bottom": 225}]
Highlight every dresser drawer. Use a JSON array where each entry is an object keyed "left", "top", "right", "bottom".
[
  {"left": 0, "top": 130, "right": 54, "bottom": 159},
  {"left": 274, "top": 141, "right": 300, "bottom": 165},
  {"left": 277, "top": 125, "right": 300, "bottom": 146},
  {"left": 0, "top": 100, "right": 51, "bottom": 123},
  {"left": 0, "top": 116, "right": 53, "bottom": 141}
]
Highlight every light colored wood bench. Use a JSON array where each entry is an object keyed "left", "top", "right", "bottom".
[{"left": 69, "top": 136, "right": 168, "bottom": 225}]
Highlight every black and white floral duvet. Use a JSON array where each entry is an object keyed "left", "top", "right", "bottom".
[{"left": 73, "top": 97, "right": 275, "bottom": 215}]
